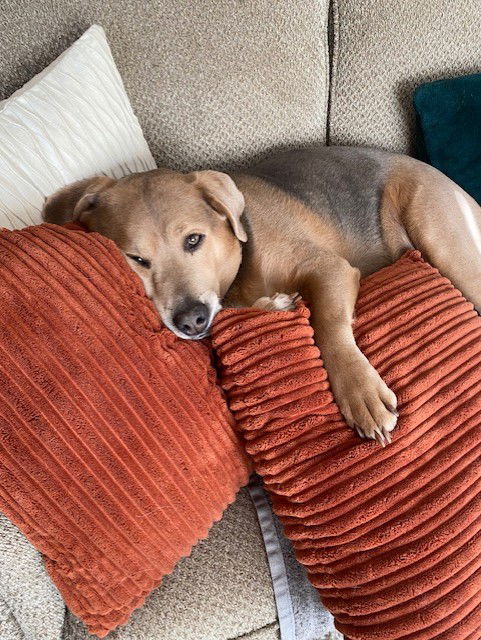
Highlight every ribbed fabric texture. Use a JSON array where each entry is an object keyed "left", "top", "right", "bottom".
[
  {"left": 0, "top": 224, "right": 249, "bottom": 637},
  {"left": 212, "top": 250, "right": 481, "bottom": 640}
]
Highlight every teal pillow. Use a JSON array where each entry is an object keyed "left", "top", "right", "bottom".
[{"left": 414, "top": 73, "right": 481, "bottom": 205}]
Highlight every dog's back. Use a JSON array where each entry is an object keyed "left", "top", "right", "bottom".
[
  {"left": 249, "top": 146, "right": 389, "bottom": 229},
  {"left": 243, "top": 145, "right": 397, "bottom": 274}
]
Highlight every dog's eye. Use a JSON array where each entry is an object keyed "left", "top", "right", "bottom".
[
  {"left": 127, "top": 254, "right": 151, "bottom": 268},
  {"left": 184, "top": 233, "right": 204, "bottom": 252}
]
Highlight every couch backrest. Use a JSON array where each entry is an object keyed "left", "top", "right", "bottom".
[
  {"left": 0, "top": 1, "right": 329, "bottom": 171},
  {"left": 2, "top": 0, "right": 481, "bottom": 168},
  {"left": 328, "top": 0, "right": 481, "bottom": 155}
]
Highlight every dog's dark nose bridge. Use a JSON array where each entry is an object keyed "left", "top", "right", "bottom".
[{"left": 172, "top": 301, "right": 209, "bottom": 337}]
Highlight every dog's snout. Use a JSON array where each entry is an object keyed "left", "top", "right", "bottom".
[{"left": 172, "top": 302, "right": 209, "bottom": 337}]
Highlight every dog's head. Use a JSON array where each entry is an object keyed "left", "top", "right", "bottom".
[{"left": 43, "top": 169, "right": 246, "bottom": 339}]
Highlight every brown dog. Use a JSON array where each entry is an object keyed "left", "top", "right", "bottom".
[{"left": 43, "top": 146, "right": 481, "bottom": 445}]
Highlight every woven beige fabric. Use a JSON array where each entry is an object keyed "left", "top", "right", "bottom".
[
  {"left": 0, "top": 601, "right": 23, "bottom": 640},
  {"left": 329, "top": 0, "right": 481, "bottom": 154},
  {"left": 1, "top": 0, "right": 329, "bottom": 171},
  {"left": 62, "top": 489, "right": 278, "bottom": 640},
  {"left": 0, "top": 513, "right": 65, "bottom": 640},
  {"left": 0, "top": 599, "right": 25, "bottom": 640}
]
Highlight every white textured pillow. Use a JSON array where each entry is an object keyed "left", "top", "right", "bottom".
[{"left": 0, "top": 25, "right": 156, "bottom": 229}]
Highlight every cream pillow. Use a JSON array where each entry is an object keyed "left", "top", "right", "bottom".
[{"left": 0, "top": 25, "right": 156, "bottom": 229}]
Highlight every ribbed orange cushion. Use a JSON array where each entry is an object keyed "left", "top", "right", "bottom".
[
  {"left": 212, "top": 250, "right": 481, "bottom": 640},
  {"left": 0, "top": 224, "right": 249, "bottom": 637}
]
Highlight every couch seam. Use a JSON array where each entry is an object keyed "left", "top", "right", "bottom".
[
  {"left": 321, "top": 0, "right": 331, "bottom": 145},
  {"left": 327, "top": 0, "right": 340, "bottom": 145},
  {"left": 230, "top": 620, "right": 280, "bottom": 640}
]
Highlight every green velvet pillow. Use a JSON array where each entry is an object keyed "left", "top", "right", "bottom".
[{"left": 414, "top": 73, "right": 481, "bottom": 205}]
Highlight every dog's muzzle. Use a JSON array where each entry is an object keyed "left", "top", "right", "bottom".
[{"left": 172, "top": 301, "right": 210, "bottom": 338}]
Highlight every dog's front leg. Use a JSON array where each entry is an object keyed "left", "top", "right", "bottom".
[{"left": 299, "top": 251, "right": 398, "bottom": 445}]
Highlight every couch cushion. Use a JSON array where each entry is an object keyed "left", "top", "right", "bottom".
[
  {"left": 329, "top": 0, "right": 481, "bottom": 154},
  {"left": 0, "top": 1, "right": 329, "bottom": 171}
]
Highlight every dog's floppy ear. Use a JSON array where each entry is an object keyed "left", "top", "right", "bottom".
[
  {"left": 43, "top": 176, "right": 116, "bottom": 226},
  {"left": 191, "top": 170, "right": 247, "bottom": 242}
]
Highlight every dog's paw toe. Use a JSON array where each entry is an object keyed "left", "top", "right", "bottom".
[
  {"left": 333, "top": 363, "right": 398, "bottom": 447},
  {"left": 253, "top": 292, "right": 299, "bottom": 312},
  {"left": 345, "top": 394, "right": 397, "bottom": 447}
]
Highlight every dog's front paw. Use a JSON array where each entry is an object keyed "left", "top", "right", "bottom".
[
  {"left": 329, "top": 355, "right": 398, "bottom": 446},
  {"left": 253, "top": 292, "right": 300, "bottom": 312}
]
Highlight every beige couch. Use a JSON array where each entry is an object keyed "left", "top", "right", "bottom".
[{"left": 1, "top": 1, "right": 481, "bottom": 639}]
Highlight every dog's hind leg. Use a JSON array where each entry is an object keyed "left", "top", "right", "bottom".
[{"left": 385, "top": 160, "right": 481, "bottom": 312}]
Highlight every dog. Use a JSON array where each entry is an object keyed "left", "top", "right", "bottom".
[{"left": 43, "top": 145, "right": 481, "bottom": 446}]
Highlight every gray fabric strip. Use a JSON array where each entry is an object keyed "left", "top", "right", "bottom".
[
  {"left": 248, "top": 477, "right": 296, "bottom": 640},
  {"left": 248, "top": 476, "right": 342, "bottom": 640}
]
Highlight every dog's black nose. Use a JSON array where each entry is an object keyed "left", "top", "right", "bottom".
[{"left": 173, "top": 302, "right": 209, "bottom": 337}]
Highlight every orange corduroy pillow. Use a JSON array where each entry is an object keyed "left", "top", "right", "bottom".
[
  {"left": 0, "top": 224, "right": 249, "bottom": 637},
  {"left": 212, "top": 250, "right": 481, "bottom": 640}
]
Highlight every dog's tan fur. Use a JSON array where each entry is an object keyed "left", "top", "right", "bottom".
[
  {"left": 45, "top": 169, "right": 244, "bottom": 338},
  {"left": 43, "top": 149, "right": 481, "bottom": 445}
]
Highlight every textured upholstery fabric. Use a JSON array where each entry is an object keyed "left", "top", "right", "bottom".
[
  {"left": 0, "top": 0, "right": 329, "bottom": 172},
  {"left": 0, "top": 25, "right": 155, "bottom": 230},
  {"left": 62, "top": 489, "right": 279, "bottom": 640},
  {"left": 0, "top": 513, "right": 65, "bottom": 640},
  {"left": 329, "top": 0, "right": 481, "bottom": 154},
  {"left": 213, "top": 251, "right": 481, "bottom": 640}
]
